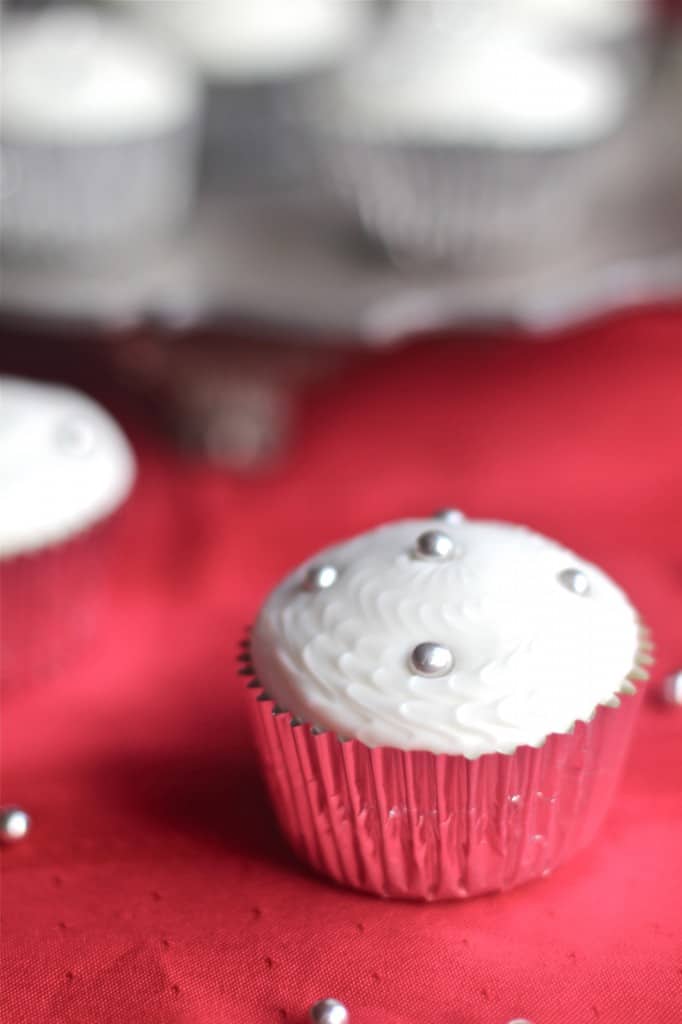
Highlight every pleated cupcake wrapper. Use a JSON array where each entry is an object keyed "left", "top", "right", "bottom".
[
  {"left": 241, "top": 625, "right": 653, "bottom": 900},
  {"left": 0, "top": 122, "right": 199, "bottom": 259},
  {"left": 312, "top": 131, "right": 608, "bottom": 267},
  {"left": 0, "top": 513, "right": 121, "bottom": 694}
]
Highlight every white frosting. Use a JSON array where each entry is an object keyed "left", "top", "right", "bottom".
[
  {"left": 1, "top": 8, "right": 199, "bottom": 142},
  {"left": 131, "top": 0, "right": 369, "bottom": 80},
  {"left": 252, "top": 518, "right": 640, "bottom": 757},
  {"left": 383, "top": 0, "right": 649, "bottom": 43},
  {"left": 0, "top": 377, "right": 136, "bottom": 557},
  {"left": 328, "top": 12, "right": 629, "bottom": 146},
  {"left": 514, "top": 0, "right": 650, "bottom": 40}
]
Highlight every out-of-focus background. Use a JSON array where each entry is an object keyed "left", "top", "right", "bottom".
[
  {"left": 2, "top": 5, "right": 682, "bottom": 1024},
  {"left": 1, "top": 0, "right": 682, "bottom": 465}
]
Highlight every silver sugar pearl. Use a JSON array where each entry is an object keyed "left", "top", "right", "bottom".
[
  {"left": 303, "top": 565, "right": 338, "bottom": 592},
  {"left": 415, "top": 530, "right": 454, "bottom": 560},
  {"left": 558, "top": 568, "right": 590, "bottom": 596},
  {"left": 55, "top": 418, "right": 95, "bottom": 457},
  {"left": 309, "top": 998, "right": 349, "bottom": 1024},
  {"left": 662, "top": 669, "right": 682, "bottom": 706},
  {"left": 507, "top": 1019, "right": 534, "bottom": 1024},
  {"left": 409, "top": 642, "right": 454, "bottom": 677},
  {"left": 0, "top": 806, "right": 31, "bottom": 844},
  {"left": 433, "top": 508, "right": 464, "bottom": 524}
]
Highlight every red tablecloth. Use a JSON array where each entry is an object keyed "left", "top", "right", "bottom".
[{"left": 3, "top": 308, "right": 682, "bottom": 1024}]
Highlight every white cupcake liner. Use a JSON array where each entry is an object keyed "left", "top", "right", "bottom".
[
  {"left": 242, "top": 624, "right": 653, "bottom": 900},
  {"left": 0, "top": 513, "right": 122, "bottom": 694},
  {"left": 315, "top": 134, "right": 610, "bottom": 266},
  {"left": 0, "top": 122, "right": 200, "bottom": 260}
]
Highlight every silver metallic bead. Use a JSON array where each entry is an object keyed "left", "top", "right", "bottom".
[
  {"left": 557, "top": 568, "right": 590, "bottom": 596},
  {"left": 662, "top": 669, "right": 682, "bottom": 706},
  {"left": 309, "top": 999, "right": 349, "bottom": 1024},
  {"left": 303, "top": 565, "right": 338, "bottom": 592},
  {"left": 55, "top": 418, "right": 95, "bottom": 457},
  {"left": 409, "top": 642, "right": 454, "bottom": 677},
  {"left": 0, "top": 806, "right": 31, "bottom": 844},
  {"left": 414, "top": 530, "right": 454, "bottom": 560},
  {"left": 433, "top": 508, "right": 464, "bottom": 524}
]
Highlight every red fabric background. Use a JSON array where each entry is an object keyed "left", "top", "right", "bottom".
[{"left": 3, "top": 308, "right": 682, "bottom": 1024}]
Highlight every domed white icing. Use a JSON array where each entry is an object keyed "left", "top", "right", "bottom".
[
  {"left": 514, "top": 0, "right": 650, "bottom": 40},
  {"left": 328, "top": 10, "right": 629, "bottom": 146},
  {"left": 1, "top": 8, "right": 199, "bottom": 143},
  {"left": 251, "top": 518, "right": 641, "bottom": 757},
  {"left": 0, "top": 377, "right": 136, "bottom": 557},
  {"left": 132, "top": 0, "right": 369, "bottom": 81}
]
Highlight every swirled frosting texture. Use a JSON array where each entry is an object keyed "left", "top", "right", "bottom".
[
  {"left": 251, "top": 519, "right": 640, "bottom": 757},
  {"left": 0, "top": 376, "right": 135, "bottom": 556}
]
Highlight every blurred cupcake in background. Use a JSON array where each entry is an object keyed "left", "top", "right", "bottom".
[
  {"left": 514, "top": 0, "right": 655, "bottom": 50},
  {"left": 0, "top": 5, "right": 202, "bottom": 261},
  {"left": 0, "top": 378, "right": 136, "bottom": 693},
  {"left": 244, "top": 515, "right": 652, "bottom": 900},
  {"left": 129, "top": 0, "right": 374, "bottom": 190},
  {"left": 513, "top": 0, "right": 660, "bottom": 91},
  {"left": 306, "top": 0, "right": 653, "bottom": 266}
]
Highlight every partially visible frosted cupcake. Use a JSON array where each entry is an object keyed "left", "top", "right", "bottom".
[
  {"left": 0, "top": 378, "right": 136, "bottom": 690},
  {"left": 515, "top": 0, "right": 653, "bottom": 46},
  {"left": 0, "top": 6, "right": 201, "bottom": 259},
  {"left": 244, "top": 514, "right": 652, "bottom": 900},
  {"left": 310, "top": 3, "right": 637, "bottom": 265},
  {"left": 130, "top": 0, "right": 371, "bottom": 189}
]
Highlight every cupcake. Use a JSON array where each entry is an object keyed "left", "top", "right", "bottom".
[
  {"left": 0, "top": 377, "right": 136, "bottom": 691},
  {"left": 0, "top": 6, "right": 202, "bottom": 260},
  {"left": 309, "top": 2, "right": 639, "bottom": 266},
  {"left": 243, "top": 514, "right": 652, "bottom": 900},
  {"left": 130, "top": 0, "right": 372, "bottom": 190},
  {"left": 514, "top": 0, "right": 654, "bottom": 48},
  {"left": 513, "top": 0, "right": 659, "bottom": 91}
]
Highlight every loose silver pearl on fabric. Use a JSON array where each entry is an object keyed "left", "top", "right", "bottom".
[
  {"left": 661, "top": 669, "right": 682, "bottom": 706},
  {"left": 309, "top": 998, "right": 350, "bottom": 1024},
  {"left": 0, "top": 806, "right": 31, "bottom": 844},
  {"left": 433, "top": 508, "right": 464, "bottom": 523},
  {"left": 409, "top": 642, "right": 454, "bottom": 677},
  {"left": 415, "top": 530, "right": 454, "bottom": 560},
  {"left": 303, "top": 565, "right": 338, "bottom": 592},
  {"left": 557, "top": 568, "right": 590, "bottom": 596}
]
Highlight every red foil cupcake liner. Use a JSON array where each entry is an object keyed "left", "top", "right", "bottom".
[
  {"left": 0, "top": 515, "right": 121, "bottom": 694},
  {"left": 241, "top": 629, "right": 652, "bottom": 901}
]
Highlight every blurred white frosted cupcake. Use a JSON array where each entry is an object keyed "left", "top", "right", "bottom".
[
  {"left": 310, "top": 2, "right": 638, "bottom": 265},
  {"left": 514, "top": 0, "right": 654, "bottom": 46},
  {"left": 513, "top": 0, "right": 659, "bottom": 89},
  {"left": 130, "top": 0, "right": 372, "bottom": 188},
  {"left": 244, "top": 514, "right": 652, "bottom": 900},
  {"left": 0, "top": 377, "right": 136, "bottom": 691},
  {"left": 0, "top": 6, "right": 202, "bottom": 259}
]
